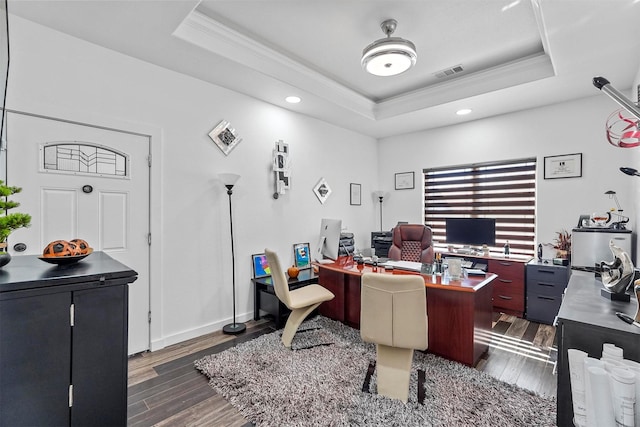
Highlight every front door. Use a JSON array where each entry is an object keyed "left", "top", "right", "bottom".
[{"left": 6, "top": 112, "right": 151, "bottom": 354}]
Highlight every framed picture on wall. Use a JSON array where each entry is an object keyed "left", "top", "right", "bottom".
[
  {"left": 544, "top": 153, "right": 582, "bottom": 179},
  {"left": 209, "top": 119, "right": 242, "bottom": 156},
  {"left": 395, "top": 171, "right": 415, "bottom": 190},
  {"left": 350, "top": 183, "right": 361, "bottom": 206},
  {"left": 251, "top": 253, "right": 271, "bottom": 278},
  {"left": 293, "top": 242, "right": 311, "bottom": 270}
]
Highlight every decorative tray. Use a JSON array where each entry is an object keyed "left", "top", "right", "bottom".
[{"left": 39, "top": 248, "right": 94, "bottom": 265}]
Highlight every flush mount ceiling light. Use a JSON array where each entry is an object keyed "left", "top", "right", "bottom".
[
  {"left": 285, "top": 96, "right": 301, "bottom": 104},
  {"left": 362, "top": 19, "right": 417, "bottom": 77}
]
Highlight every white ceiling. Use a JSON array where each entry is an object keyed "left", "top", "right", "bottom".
[{"left": 8, "top": 0, "right": 640, "bottom": 138}]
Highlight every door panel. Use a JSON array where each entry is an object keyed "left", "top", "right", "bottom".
[
  {"left": 7, "top": 112, "right": 151, "bottom": 354},
  {"left": 100, "top": 191, "right": 128, "bottom": 250},
  {"left": 42, "top": 188, "right": 78, "bottom": 243}
]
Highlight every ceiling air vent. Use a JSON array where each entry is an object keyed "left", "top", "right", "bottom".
[{"left": 434, "top": 64, "right": 464, "bottom": 79}]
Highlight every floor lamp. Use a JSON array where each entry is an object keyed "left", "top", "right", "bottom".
[
  {"left": 373, "top": 191, "right": 386, "bottom": 231},
  {"left": 219, "top": 173, "right": 246, "bottom": 335}
]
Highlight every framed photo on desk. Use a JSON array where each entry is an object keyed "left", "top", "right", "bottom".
[
  {"left": 252, "top": 253, "right": 271, "bottom": 278},
  {"left": 293, "top": 242, "right": 311, "bottom": 269}
]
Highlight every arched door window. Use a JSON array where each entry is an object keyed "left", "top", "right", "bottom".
[{"left": 41, "top": 142, "right": 129, "bottom": 178}]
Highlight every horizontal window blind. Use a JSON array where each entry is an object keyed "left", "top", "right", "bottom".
[{"left": 424, "top": 158, "right": 537, "bottom": 259}]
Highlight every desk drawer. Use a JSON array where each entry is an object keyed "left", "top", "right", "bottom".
[
  {"left": 528, "top": 280, "right": 566, "bottom": 298},
  {"left": 489, "top": 260, "right": 525, "bottom": 281},
  {"left": 526, "top": 293, "right": 562, "bottom": 325},
  {"left": 493, "top": 280, "right": 525, "bottom": 313},
  {"left": 527, "top": 266, "right": 568, "bottom": 285}
]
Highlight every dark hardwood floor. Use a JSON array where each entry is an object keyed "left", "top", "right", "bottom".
[{"left": 127, "top": 313, "right": 557, "bottom": 426}]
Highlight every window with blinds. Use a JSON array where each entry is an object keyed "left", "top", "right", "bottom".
[{"left": 424, "top": 158, "right": 536, "bottom": 259}]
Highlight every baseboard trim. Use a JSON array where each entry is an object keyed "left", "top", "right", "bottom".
[{"left": 150, "top": 312, "right": 253, "bottom": 352}]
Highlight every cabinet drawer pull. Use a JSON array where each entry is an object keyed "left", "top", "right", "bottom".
[
  {"left": 538, "top": 282, "right": 555, "bottom": 287},
  {"left": 498, "top": 279, "right": 513, "bottom": 283},
  {"left": 499, "top": 262, "right": 513, "bottom": 266},
  {"left": 537, "top": 295, "right": 556, "bottom": 301},
  {"left": 538, "top": 269, "right": 556, "bottom": 274},
  {"left": 498, "top": 295, "right": 513, "bottom": 300}
]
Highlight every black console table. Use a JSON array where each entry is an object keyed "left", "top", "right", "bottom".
[
  {"left": 0, "top": 252, "right": 137, "bottom": 426},
  {"left": 556, "top": 271, "right": 639, "bottom": 426},
  {"left": 253, "top": 269, "right": 318, "bottom": 328}
]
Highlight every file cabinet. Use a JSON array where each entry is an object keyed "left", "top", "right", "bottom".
[{"left": 526, "top": 260, "right": 570, "bottom": 324}]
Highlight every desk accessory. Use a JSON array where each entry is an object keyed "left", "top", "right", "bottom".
[
  {"left": 220, "top": 173, "right": 246, "bottom": 335},
  {"left": 615, "top": 312, "right": 640, "bottom": 328},
  {"left": 600, "top": 240, "right": 634, "bottom": 302}
]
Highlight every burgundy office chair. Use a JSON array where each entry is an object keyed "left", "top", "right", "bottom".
[{"left": 388, "top": 224, "right": 434, "bottom": 264}]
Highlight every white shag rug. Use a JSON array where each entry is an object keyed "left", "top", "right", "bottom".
[{"left": 195, "top": 316, "right": 556, "bottom": 427}]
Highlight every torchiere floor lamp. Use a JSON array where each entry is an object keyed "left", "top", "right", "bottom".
[
  {"left": 373, "top": 191, "right": 386, "bottom": 231},
  {"left": 219, "top": 173, "right": 246, "bottom": 335}
]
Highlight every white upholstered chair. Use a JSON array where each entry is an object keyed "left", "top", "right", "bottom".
[
  {"left": 360, "top": 272, "right": 428, "bottom": 403},
  {"left": 264, "top": 248, "right": 335, "bottom": 348}
]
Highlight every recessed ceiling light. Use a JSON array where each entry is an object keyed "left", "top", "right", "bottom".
[
  {"left": 285, "top": 96, "right": 301, "bottom": 104},
  {"left": 456, "top": 108, "right": 472, "bottom": 116}
]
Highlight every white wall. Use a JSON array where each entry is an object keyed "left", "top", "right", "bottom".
[
  {"left": 6, "top": 16, "right": 378, "bottom": 349},
  {"left": 378, "top": 95, "right": 636, "bottom": 248},
  {"left": 8, "top": 14, "right": 640, "bottom": 351}
]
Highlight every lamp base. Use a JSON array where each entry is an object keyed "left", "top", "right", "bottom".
[{"left": 223, "top": 322, "right": 246, "bottom": 335}]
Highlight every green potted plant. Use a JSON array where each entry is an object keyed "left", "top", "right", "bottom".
[{"left": 0, "top": 180, "right": 31, "bottom": 267}]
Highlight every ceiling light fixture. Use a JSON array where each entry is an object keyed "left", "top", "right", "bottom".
[
  {"left": 285, "top": 96, "right": 301, "bottom": 104},
  {"left": 362, "top": 19, "right": 417, "bottom": 77},
  {"left": 456, "top": 108, "right": 472, "bottom": 116}
]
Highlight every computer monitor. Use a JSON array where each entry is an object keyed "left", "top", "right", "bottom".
[
  {"left": 315, "top": 218, "right": 342, "bottom": 260},
  {"left": 445, "top": 217, "right": 496, "bottom": 247}
]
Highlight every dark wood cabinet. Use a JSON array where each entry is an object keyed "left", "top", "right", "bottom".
[
  {"left": 556, "top": 271, "right": 640, "bottom": 427},
  {"left": 0, "top": 252, "right": 137, "bottom": 426},
  {"left": 442, "top": 252, "right": 528, "bottom": 317},
  {"left": 526, "top": 260, "right": 570, "bottom": 324}
]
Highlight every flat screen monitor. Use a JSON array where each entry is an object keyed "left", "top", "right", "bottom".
[
  {"left": 315, "top": 218, "right": 342, "bottom": 260},
  {"left": 445, "top": 218, "right": 496, "bottom": 247}
]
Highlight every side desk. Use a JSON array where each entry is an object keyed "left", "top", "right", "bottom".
[
  {"left": 316, "top": 257, "right": 496, "bottom": 366},
  {"left": 556, "top": 271, "right": 640, "bottom": 426},
  {"left": 252, "top": 269, "right": 318, "bottom": 328}
]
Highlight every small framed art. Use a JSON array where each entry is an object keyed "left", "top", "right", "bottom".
[
  {"left": 350, "top": 183, "right": 361, "bottom": 206},
  {"left": 293, "top": 242, "right": 311, "bottom": 269},
  {"left": 209, "top": 120, "right": 242, "bottom": 156},
  {"left": 395, "top": 171, "right": 415, "bottom": 190},
  {"left": 252, "top": 253, "right": 271, "bottom": 278},
  {"left": 544, "top": 153, "right": 582, "bottom": 179},
  {"left": 313, "top": 177, "right": 332, "bottom": 204}
]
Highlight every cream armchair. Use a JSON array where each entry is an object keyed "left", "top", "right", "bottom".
[
  {"left": 264, "top": 248, "right": 335, "bottom": 348},
  {"left": 360, "top": 273, "right": 428, "bottom": 403}
]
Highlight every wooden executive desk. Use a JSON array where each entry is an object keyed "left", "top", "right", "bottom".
[{"left": 316, "top": 257, "right": 496, "bottom": 366}]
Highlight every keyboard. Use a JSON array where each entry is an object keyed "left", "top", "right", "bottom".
[
  {"left": 466, "top": 268, "right": 486, "bottom": 276},
  {"left": 384, "top": 260, "right": 422, "bottom": 272},
  {"left": 364, "top": 257, "right": 389, "bottom": 265}
]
